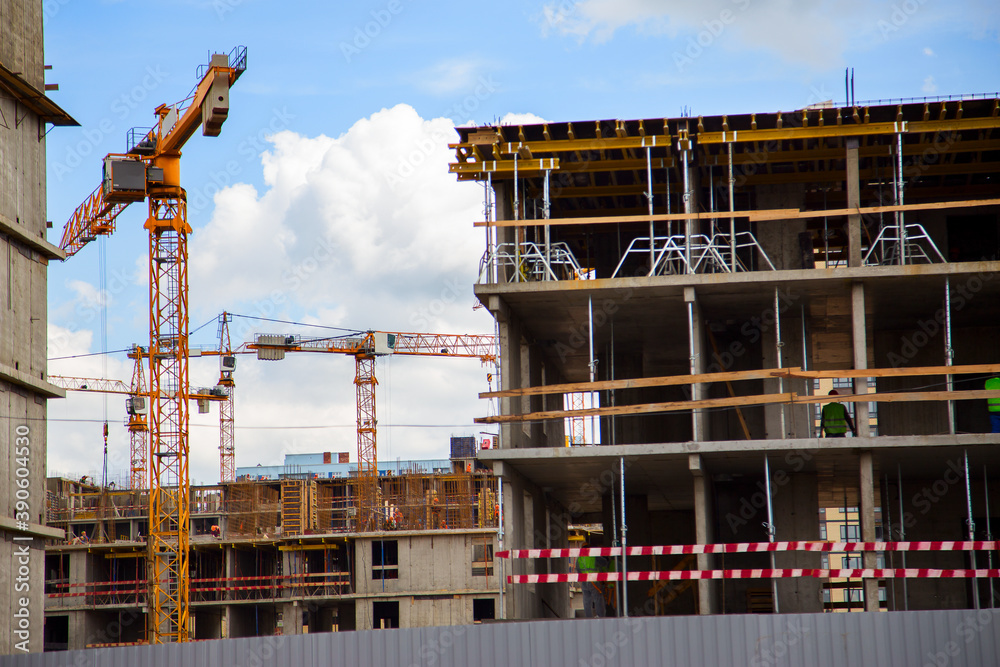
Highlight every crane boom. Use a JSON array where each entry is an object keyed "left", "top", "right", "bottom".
[
  {"left": 49, "top": 375, "right": 131, "bottom": 394},
  {"left": 58, "top": 182, "right": 131, "bottom": 257},
  {"left": 249, "top": 331, "right": 497, "bottom": 362}
]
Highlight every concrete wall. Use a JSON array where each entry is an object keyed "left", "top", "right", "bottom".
[
  {"left": 354, "top": 532, "right": 498, "bottom": 597},
  {"left": 353, "top": 532, "right": 499, "bottom": 630},
  {"left": 0, "top": 0, "right": 56, "bottom": 655},
  {"left": 355, "top": 594, "right": 498, "bottom": 631}
]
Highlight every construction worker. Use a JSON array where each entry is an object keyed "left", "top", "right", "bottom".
[
  {"left": 987, "top": 376, "right": 1000, "bottom": 432},
  {"left": 821, "top": 390, "right": 857, "bottom": 437},
  {"left": 576, "top": 539, "right": 607, "bottom": 618}
]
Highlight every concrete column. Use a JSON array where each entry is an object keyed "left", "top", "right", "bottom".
[
  {"left": 684, "top": 287, "right": 708, "bottom": 441},
  {"left": 690, "top": 454, "right": 717, "bottom": 614},
  {"left": 495, "top": 461, "right": 527, "bottom": 619},
  {"left": 526, "top": 343, "right": 545, "bottom": 446},
  {"left": 851, "top": 282, "right": 871, "bottom": 436},
  {"left": 543, "top": 502, "right": 572, "bottom": 618},
  {"left": 773, "top": 472, "right": 822, "bottom": 612},
  {"left": 846, "top": 138, "right": 862, "bottom": 268},
  {"left": 859, "top": 451, "right": 880, "bottom": 611},
  {"left": 281, "top": 601, "right": 304, "bottom": 635},
  {"left": 489, "top": 296, "right": 523, "bottom": 449}
]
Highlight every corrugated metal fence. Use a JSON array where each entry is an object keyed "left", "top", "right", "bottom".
[{"left": 3, "top": 610, "right": 998, "bottom": 667}]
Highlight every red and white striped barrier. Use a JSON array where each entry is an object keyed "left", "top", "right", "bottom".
[
  {"left": 496, "top": 540, "right": 1000, "bottom": 559},
  {"left": 509, "top": 568, "right": 1000, "bottom": 584}
]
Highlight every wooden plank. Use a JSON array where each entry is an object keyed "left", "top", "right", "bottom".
[
  {"left": 785, "top": 363, "right": 1000, "bottom": 380},
  {"left": 794, "top": 389, "right": 1000, "bottom": 406},
  {"left": 479, "top": 367, "right": 796, "bottom": 399},
  {"left": 475, "top": 393, "right": 796, "bottom": 425},
  {"left": 478, "top": 388, "right": 1000, "bottom": 425},
  {"left": 473, "top": 209, "right": 800, "bottom": 228},
  {"left": 483, "top": 362, "right": 1000, "bottom": 401},
  {"left": 751, "top": 198, "right": 1000, "bottom": 222},
  {"left": 474, "top": 198, "right": 1000, "bottom": 228}
]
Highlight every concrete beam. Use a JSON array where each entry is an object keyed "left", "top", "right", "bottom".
[
  {"left": 0, "top": 212, "right": 65, "bottom": 260},
  {"left": 0, "top": 516, "right": 64, "bottom": 540},
  {"left": 0, "top": 362, "right": 66, "bottom": 398},
  {"left": 480, "top": 433, "right": 1000, "bottom": 462},
  {"left": 474, "top": 260, "right": 1000, "bottom": 298}
]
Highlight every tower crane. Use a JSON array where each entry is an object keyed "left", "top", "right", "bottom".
[
  {"left": 216, "top": 313, "right": 237, "bottom": 483},
  {"left": 56, "top": 47, "right": 247, "bottom": 643},
  {"left": 247, "top": 331, "right": 496, "bottom": 530},
  {"left": 127, "top": 345, "right": 149, "bottom": 490}
]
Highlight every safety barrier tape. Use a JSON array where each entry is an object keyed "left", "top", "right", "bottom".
[
  {"left": 497, "top": 540, "right": 1000, "bottom": 559},
  {"left": 509, "top": 568, "right": 1000, "bottom": 584}
]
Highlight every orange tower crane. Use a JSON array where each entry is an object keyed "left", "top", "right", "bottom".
[
  {"left": 248, "top": 331, "right": 496, "bottom": 530},
  {"left": 127, "top": 345, "right": 149, "bottom": 489},
  {"left": 216, "top": 312, "right": 237, "bottom": 483},
  {"left": 57, "top": 47, "right": 246, "bottom": 643}
]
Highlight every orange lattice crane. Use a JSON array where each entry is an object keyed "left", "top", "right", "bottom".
[
  {"left": 216, "top": 312, "right": 237, "bottom": 483},
  {"left": 127, "top": 345, "right": 149, "bottom": 490},
  {"left": 248, "top": 331, "right": 496, "bottom": 530},
  {"left": 56, "top": 47, "right": 246, "bottom": 644}
]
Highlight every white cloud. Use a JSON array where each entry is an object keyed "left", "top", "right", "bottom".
[
  {"left": 923, "top": 46, "right": 935, "bottom": 56},
  {"left": 922, "top": 75, "right": 938, "bottom": 93},
  {"left": 46, "top": 323, "right": 134, "bottom": 484},
  {"left": 185, "top": 103, "right": 496, "bottom": 480},
  {"left": 500, "top": 112, "right": 551, "bottom": 125},
  {"left": 539, "top": 0, "right": 886, "bottom": 67},
  {"left": 417, "top": 58, "right": 490, "bottom": 95},
  {"left": 48, "top": 103, "right": 503, "bottom": 486}
]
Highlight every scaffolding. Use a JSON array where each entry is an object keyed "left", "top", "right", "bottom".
[{"left": 45, "top": 470, "right": 498, "bottom": 542}]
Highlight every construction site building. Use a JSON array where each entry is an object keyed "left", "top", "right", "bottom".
[
  {"left": 0, "top": 0, "right": 75, "bottom": 654},
  {"left": 452, "top": 96, "right": 1000, "bottom": 620},
  {"left": 41, "top": 459, "right": 499, "bottom": 650}
]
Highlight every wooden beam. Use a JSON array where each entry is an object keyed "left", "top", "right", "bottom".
[
  {"left": 794, "top": 389, "right": 1000, "bottom": 406},
  {"left": 785, "top": 363, "right": 1000, "bottom": 380},
  {"left": 477, "top": 388, "right": 1000, "bottom": 424},
  {"left": 751, "top": 197, "right": 1000, "bottom": 222},
  {"left": 473, "top": 198, "right": 1000, "bottom": 228},
  {"left": 482, "top": 363, "right": 1000, "bottom": 401},
  {"left": 479, "top": 367, "right": 796, "bottom": 399},
  {"left": 473, "top": 209, "right": 800, "bottom": 229},
  {"left": 475, "top": 393, "right": 795, "bottom": 424}
]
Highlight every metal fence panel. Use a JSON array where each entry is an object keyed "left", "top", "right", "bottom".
[{"left": 3, "top": 610, "right": 999, "bottom": 667}]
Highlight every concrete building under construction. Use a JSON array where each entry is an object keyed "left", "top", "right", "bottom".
[
  {"left": 450, "top": 96, "right": 1000, "bottom": 619},
  {"left": 41, "top": 451, "right": 499, "bottom": 650},
  {"left": 0, "top": 0, "right": 75, "bottom": 654}
]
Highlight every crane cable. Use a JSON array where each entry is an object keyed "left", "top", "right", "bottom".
[
  {"left": 98, "top": 236, "right": 110, "bottom": 542},
  {"left": 98, "top": 236, "right": 110, "bottom": 490}
]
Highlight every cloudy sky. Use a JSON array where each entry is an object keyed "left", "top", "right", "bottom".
[{"left": 41, "top": 0, "right": 999, "bottom": 485}]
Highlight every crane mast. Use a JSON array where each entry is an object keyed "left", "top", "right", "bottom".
[
  {"left": 217, "top": 312, "right": 237, "bottom": 483},
  {"left": 128, "top": 345, "right": 150, "bottom": 489},
  {"left": 57, "top": 47, "right": 246, "bottom": 643}
]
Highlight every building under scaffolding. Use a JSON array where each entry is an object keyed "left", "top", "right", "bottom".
[
  {"left": 41, "top": 453, "right": 499, "bottom": 650},
  {"left": 452, "top": 96, "right": 1000, "bottom": 621}
]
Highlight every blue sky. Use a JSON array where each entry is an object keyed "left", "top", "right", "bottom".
[{"left": 41, "top": 0, "right": 999, "bottom": 484}]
